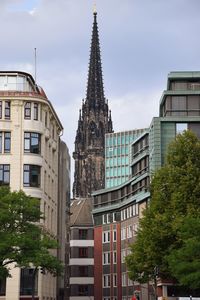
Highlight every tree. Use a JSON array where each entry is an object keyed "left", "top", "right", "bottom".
[
  {"left": 126, "top": 131, "right": 200, "bottom": 289},
  {"left": 167, "top": 216, "right": 200, "bottom": 289},
  {"left": 0, "top": 187, "right": 63, "bottom": 299}
]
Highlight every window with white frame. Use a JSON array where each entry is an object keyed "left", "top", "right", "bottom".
[
  {"left": 131, "top": 203, "right": 139, "bottom": 216},
  {"left": 136, "top": 203, "right": 139, "bottom": 215},
  {"left": 103, "top": 274, "right": 110, "bottom": 288},
  {"left": 107, "top": 213, "right": 110, "bottom": 224},
  {"left": 121, "top": 210, "right": 124, "bottom": 221},
  {"left": 102, "top": 231, "right": 110, "bottom": 243},
  {"left": 121, "top": 249, "right": 126, "bottom": 263},
  {"left": 133, "top": 223, "right": 139, "bottom": 236},
  {"left": 127, "top": 249, "right": 131, "bottom": 256},
  {"left": 121, "top": 227, "right": 126, "bottom": 240},
  {"left": 103, "top": 213, "right": 111, "bottom": 224},
  {"left": 33, "top": 103, "right": 38, "bottom": 120},
  {"left": 24, "top": 102, "right": 31, "bottom": 119},
  {"left": 128, "top": 277, "right": 133, "bottom": 286},
  {"left": 103, "top": 252, "right": 110, "bottom": 265},
  {"left": 123, "top": 209, "right": 126, "bottom": 220},
  {"left": 23, "top": 164, "right": 41, "bottom": 187},
  {"left": 132, "top": 204, "right": 136, "bottom": 216},
  {"left": 0, "top": 164, "right": 10, "bottom": 186},
  {"left": 113, "top": 251, "right": 117, "bottom": 264},
  {"left": 122, "top": 272, "right": 126, "bottom": 286},
  {"left": 103, "top": 214, "right": 107, "bottom": 224},
  {"left": 24, "top": 132, "right": 41, "bottom": 154},
  {"left": 113, "top": 212, "right": 116, "bottom": 222},
  {"left": 129, "top": 205, "right": 132, "bottom": 217},
  {"left": 113, "top": 229, "right": 117, "bottom": 242},
  {"left": 127, "top": 225, "right": 132, "bottom": 238},
  {"left": 0, "top": 132, "right": 11, "bottom": 153},
  {"left": 127, "top": 207, "right": 130, "bottom": 218},
  {"left": 5, "top": 101, "right": 10, "bottom": 119},
  {"left": 113, "top": 274, "right": 117, "bottom": 287}
]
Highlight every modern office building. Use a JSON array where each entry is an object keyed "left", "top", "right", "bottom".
[
  {"left": 92, "top": 130, "right": 150, "bottom": 300},
  {"left": 149, "top": 71, "right": 200, "bottom": 174},
  {"left": 69, "top": 199, "right": 94, "bottom": 300},
  {"left": 73, "top": 10, "right": 113, "bottom": 198},
  {"left": 105, "top": 130, "right": 146, "bottom": 189},
  {"left": 0, "top": 71, "right": 67, "bottom": 300},
  {"left": 92, "top": 71, "right": 200, "bottom": 300}
]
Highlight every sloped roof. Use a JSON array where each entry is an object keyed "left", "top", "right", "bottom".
[{"left": 70, "top": 198, "right": 93, "bottom": 227}]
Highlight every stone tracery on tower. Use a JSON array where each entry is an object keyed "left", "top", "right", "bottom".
[{"left": 73, "top": 11, "right": 113, "bottom": 198}]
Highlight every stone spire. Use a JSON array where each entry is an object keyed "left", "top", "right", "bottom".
[
  {"left": 86, "top": 11, "right": 105, "bottom": 110},
  {"left": 73, "top": 11, "right": 113, "bottom": 199}
]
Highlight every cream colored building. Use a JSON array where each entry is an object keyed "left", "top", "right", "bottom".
[{"left": 0, "top": 71, "right": 63, "bottom": 300}]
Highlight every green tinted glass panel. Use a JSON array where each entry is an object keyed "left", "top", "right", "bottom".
[
  {"left": 121, "top": 157, "right": 125, "bottom": 165},
  {"left": 117, "top": 136, "right": 121, "bottom": 145}
]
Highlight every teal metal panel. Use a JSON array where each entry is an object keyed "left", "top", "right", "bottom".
[{"left": 161, "top": 122, "right": 176, "bottom": 164}]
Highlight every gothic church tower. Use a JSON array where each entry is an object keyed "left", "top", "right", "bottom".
[{"left": 73, "top": 11, "right": 113, "bottom": 198}]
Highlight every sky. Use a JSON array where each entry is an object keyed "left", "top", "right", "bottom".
[{"left": 1, "top": 0, "right": 200, "bottom": 172}]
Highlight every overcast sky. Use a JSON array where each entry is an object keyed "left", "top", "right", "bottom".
[{"left": 1, "top": 0, "right": 200, "bottom": 162}]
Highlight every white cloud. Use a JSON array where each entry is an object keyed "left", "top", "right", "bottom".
[
  {"left": 110, "top": 90, "right": 160, "bottom": 133},
  {"left": 0, "top": 0, "right": 200, "bottom": 175}
]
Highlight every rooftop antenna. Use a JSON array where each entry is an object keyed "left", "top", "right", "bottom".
[{"left": 34, "top": 47, "right": 37, "bottom": 85}]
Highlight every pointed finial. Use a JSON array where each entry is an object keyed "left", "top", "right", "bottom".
[{"left": 93, "top": 3, "right": 97, "bottom": 14}]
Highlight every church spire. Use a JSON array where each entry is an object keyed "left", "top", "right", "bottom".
[
  {"left": 86, "top": 11, "right": 105, "bottom": 109},
  {"left": 73, "top": 11, "right": 113, "bottom": 199}
]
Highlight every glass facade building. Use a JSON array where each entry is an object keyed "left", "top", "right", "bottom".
[{"left": 105, "top": 129, "right": 146, "bottom": 188}]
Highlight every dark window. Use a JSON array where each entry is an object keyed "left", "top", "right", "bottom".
[
  {"left": 0, "top": 165, "right": 10, "bottom": 186},
  {"left": 79, "top": 229, "right": 88, "bottom": 240},
  {"left": 0, "top": 132, "right": 11, "bottom": 153},
  {"left": 78, "top": 285, "right": 88, "bottom": 296},
  {"left": 24, "top": 132, "right": 41, "bottom": 154},
  {"left": 113, "top": 230, "right": 117, "bottom": 242},
  {"left": 171, "top": 96, "right": 187, "bottom": 116},
  {"left": 0, "top": 101, "right": 2, "bottom": 119},
  {"left": 23, "top": 165, "right": 41, "bottom": 187},
  {"left": 24, "top": 102, "right": 31, "bottom": 119},
  {"left": 34, "top": 103, "right": 38, "bottom": 120},
  {"left": 20, "top": 268, "right": 38, "bottom": 296},
  {"left": 0, "top": 278, "right": 6, "bottom": 296},
  {"left": 4, "top": 132, "right": 11, "bottom": 153},
  {"left": 188, "top": 123, "right": 200, "bottom": 139},
  {"left": 45, "top": 111, "right": 47, "bottom": 126},
  {"left": 79, "top": 266, "right": 88, "bottom": 277},
  {"left": 5, "top": 101, "right": 10, "bottom": 119},
  {"left": 79, "top": 248, "right": 88, "bottom": 258}
]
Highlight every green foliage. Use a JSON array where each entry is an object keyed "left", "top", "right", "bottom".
[
  {"left": 0, "top": 187, "right": 63, "bottom": 278},
  {"left": 126, "top": 131, "right": 200, "bottom": 289},
  {"left": 167, "top": 217, "right": 200, "bottom": 289}
]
